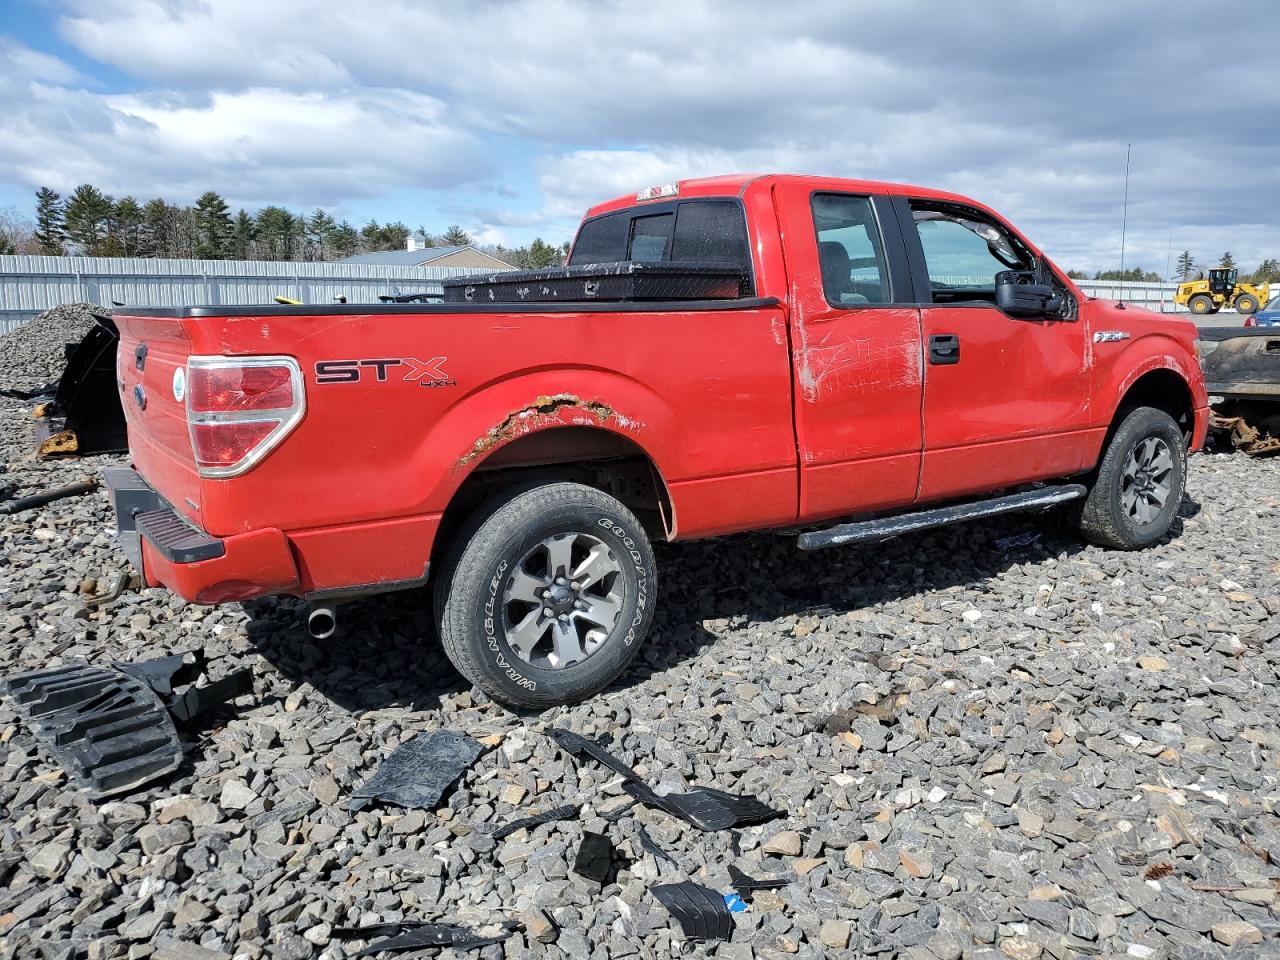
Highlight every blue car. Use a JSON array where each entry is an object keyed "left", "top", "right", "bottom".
[{"left": 1253, "top": 293, "right": 1280, "bottom": 326}]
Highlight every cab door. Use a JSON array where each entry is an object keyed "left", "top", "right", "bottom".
[
  {"left": 774, "top": 183, "right": 924, "bottom": 522},
  {"left": 896, "top": 196, "right": 1092, "bottom": 502}
]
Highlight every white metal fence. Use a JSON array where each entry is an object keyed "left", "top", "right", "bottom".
[
  {"left": 0, "top": 254, "right": 515, "bottom": 334},
  {"left": 1, "top": 256, "right": 1275, "bottom": 335}
]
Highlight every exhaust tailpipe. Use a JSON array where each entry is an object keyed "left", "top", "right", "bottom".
[{"left": 307, "top": 603, "right": 337, "bottom": 640}]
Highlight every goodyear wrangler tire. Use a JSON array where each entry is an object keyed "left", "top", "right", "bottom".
[
  {"left": 435, "top": 482, "right": 657, "bottom": 709},
  {"left": 1077, "top": 406, "right": 1186, "bottom": 550}
]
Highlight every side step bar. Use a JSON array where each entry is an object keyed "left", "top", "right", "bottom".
[{"left": 797, "top": 484, "right": 1087, "bottom": 551}]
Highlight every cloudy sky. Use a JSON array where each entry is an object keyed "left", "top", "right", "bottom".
[{"left": 0, "top": 0, "right": 1275, "bottom": 273}]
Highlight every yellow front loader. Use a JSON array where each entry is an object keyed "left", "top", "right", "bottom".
[{"left": 1175, "top": 268, "right": 1266, "bottom": 315}]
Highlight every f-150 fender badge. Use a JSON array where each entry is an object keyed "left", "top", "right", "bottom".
[
  {"left": 314, "top": 356, "right": 455, "bottom": 386},
  {"left": 1093, "top": 330, "right": 1131, "bottom": 343}
]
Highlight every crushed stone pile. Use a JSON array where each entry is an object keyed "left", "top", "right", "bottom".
[{"left": 0, "top": 303, "right": 108, "bottom": 393}]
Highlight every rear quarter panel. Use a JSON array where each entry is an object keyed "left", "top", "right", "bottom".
[{"left": 186, "top": 305, "right": 798, "bottom": 541}]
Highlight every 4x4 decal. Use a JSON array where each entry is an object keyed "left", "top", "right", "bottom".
[{"left": 315, "top": 357, "right": 454, "bottom": 387}]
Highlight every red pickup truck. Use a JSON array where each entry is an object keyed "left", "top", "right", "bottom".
[{"left": 106, "top": 174, "right": 1208, "bottom": 707}]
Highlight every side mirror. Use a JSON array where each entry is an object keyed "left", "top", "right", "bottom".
[{"left": 995, "top": 270, "right": 1054, "bottom": 317}]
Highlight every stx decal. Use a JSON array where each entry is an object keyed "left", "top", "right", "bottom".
[{"left": 314, "top": 357, "right": 454, "bottom": 386}]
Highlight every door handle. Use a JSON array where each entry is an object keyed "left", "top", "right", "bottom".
[{"left": 928, "top": 334, "right": 960, "bottom": 365}]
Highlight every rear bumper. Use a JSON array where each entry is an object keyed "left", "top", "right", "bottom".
[{"left": 104, "top": 467, "right": 300, "bottom": 604}]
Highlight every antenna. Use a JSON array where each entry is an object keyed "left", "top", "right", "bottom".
[
  {"left": 1162, "top": 230, "right": 1173, "bottom": 313},
  {"left": 1117, "top": 143, "right": 1131, "bottom": 308}
]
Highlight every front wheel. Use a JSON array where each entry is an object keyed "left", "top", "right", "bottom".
[
  {"left": 1234, "top": 293, "right": 1260, "bottom": 314},
  {"left": 1188, "top": 294, "right": 1214, "bottom": 315},
  {"left": 1076, "top": 406, "right": 1186, "bottom": 550},
  {"left": 435, "top": 482, "right": 657, "bottom": 709}
]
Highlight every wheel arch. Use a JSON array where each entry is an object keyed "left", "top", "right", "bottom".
[
  {"left": 1106, "top": 365, "right": 1196, "bottom": 452},
  {"left": 428, "top": 424, "right": 676, "bottom": 577}
]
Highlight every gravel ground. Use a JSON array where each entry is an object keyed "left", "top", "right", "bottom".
[{"left": 1, "top": 310, "right": 1279, "bottom": 959}]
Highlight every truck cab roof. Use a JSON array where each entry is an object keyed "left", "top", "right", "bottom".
[{"left": 583, "top": 173, "right": 978, "bottom": 219}]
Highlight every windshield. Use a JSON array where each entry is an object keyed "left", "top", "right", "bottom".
[{"left": 1267, "top": 294, "right": 1280, "bottom": 311}]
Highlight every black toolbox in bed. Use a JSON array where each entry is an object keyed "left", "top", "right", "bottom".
[{"left": 441, "top": 260, "right": 747, "bottom": 303}]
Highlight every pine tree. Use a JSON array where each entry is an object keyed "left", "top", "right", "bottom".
[
  {"left": 1251, "top": 258, "right": 1279, "bottom": 284},
  {"left": 330, "top": 221, "right": 358, "bottom": 259},
  {"left": 63, "top": 184, "right": 116, "bottom": 255},
  {"left": 193, "top": 191, "right": 234, "bottom": 259},
  {"left": 1219, "top": 251, "right": 1235, "bottom": 270},
  {"left": 1175, "top": 250, "right": 1194, "bottom": 281},
  {"left": 304, "top": 208, "right": 338, "bottom": 260},
  {"left": 113, "top": 197, "right": 144, "bottom": 256},
  {"left": 232, "top": 210, "right": 256, "bottom": 260},
  {"left": 34, "top": 187, "right": 65, "bottom": 255},
  {"left": 255, "top": 206, "right": 297, "bottom": 260},
  {"left": 139, "top": 199, "right": 174, "bottom": 257},
  {"left": 442, "top": 225, "right": 472, "bottom": 247}
]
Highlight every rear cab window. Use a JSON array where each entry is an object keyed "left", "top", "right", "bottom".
[{"left": 569, "top": 199, "right": 754, "bottom": 294}]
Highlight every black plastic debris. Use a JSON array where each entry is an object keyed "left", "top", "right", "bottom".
[
  {"left": 637, "top": 826, "right": 681, "bottom": 868},
  {"left": 549, "top": 728, "right": 783, "bottom": 831},
  {"left": 651, "top": 881, "right": 733, "bottom": 942},
  {"left": 549, "top": 728, "right": 640, "bottom": 779},
  {"left": 573, "top": 831, "right": 615, "bottom": 884},
  {"left": 488, "top": 803, "right": 580, "bottom": 840},
  {"left": 728, "top": 864, "right": 792, "bottom": 902},
  {"left": 165, "top": 670, "right": 253, "bottom": 725},
  {"left": 352, "top": 730, "right": 483, "bottom": 810},
  {"left": 2, "top": 652, "right": 256, "bottom": 798},
  {"left": 0, "top": 662, "right": 183, "bottom": 798},
  {"left": 335, "top": 920, "right": 519, "bottom": 955},
  {"left": 119, "top": 651, "right": 254, "bottom": 725},
  {"left": 118, "top": 651, "right": 205, "bottom": 696},
  {"left": 623, "top": 780, "right": 781, "bottom": 831}
]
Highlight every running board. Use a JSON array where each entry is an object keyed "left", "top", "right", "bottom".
[{"left": 797, "top": 484, "right": 1087, "bottom": 551}]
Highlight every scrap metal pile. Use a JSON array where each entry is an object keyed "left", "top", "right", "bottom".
[{"left": 1200, "top": 326, "right": 1280, "bottom": 456}]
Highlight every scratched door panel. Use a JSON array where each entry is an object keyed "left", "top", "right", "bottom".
[
  {"left": 774, "top": 183, "right": 926, "bottom": 522},
  {"left": 793, "top": 307, "right": 925, "bottom": 519}
]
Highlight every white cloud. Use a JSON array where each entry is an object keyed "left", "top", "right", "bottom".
[
  {"left": 0, "top": 0, "right": 1274, "bottom": 268},
  {"left": 0, "top": 44, "right": 488, "bottom": 209}
]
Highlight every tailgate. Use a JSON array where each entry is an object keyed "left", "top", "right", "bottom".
[{"left": 113, "top": 313, "right": 203, "bottom": 524}]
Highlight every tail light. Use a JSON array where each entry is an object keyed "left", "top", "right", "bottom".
[
  {"left": 186, "top": 356, "right": 305, "bottom": 477},
  {"left": 1243, "top": 315, "right": 1256, "bottom": 327}
]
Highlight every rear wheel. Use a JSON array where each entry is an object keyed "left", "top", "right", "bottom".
[
  {"left": 1077, "top": 407, "right": 1185, "bottom": 550},
  {"left": 434, "top": 482, "right": 656, "bottom": 709},
  {"left": 1234, "top": 293, "right": 1260, "bottom": 314},
  {"left": 1188, "top": 294, "right": 1214, "bottom": 315}
]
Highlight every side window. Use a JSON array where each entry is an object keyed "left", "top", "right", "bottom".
[
  {"left": 811, "top": 194, "right": 890, "bottom": 305},
  {"left": 629, "top": 213, "right": 674, "bottom": 262},
  {"left": 910, "top": 205, "right": 1029, "bottom": 304}
]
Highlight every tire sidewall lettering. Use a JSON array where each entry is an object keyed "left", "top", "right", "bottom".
[
  {"left": 481, "top": 558, "right": 537, "bottom": 691},
  {"left": 596, "top": 516, "right": 649, "bottom": 647}
]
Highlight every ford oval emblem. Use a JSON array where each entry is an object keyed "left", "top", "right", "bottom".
[{"left": 172, "top": 366, "right": 186, "bottom": 402}]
